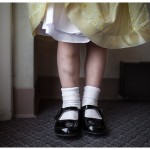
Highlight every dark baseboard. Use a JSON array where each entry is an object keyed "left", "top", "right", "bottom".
[{"left": 13, "top": 88, "right": 36, "bottom": 118}]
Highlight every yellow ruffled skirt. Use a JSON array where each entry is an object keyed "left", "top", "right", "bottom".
[{"left": 28, "top": 3, "right": 150, "bottom": 49}]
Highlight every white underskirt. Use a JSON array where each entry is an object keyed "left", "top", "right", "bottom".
[{"left": 42, "top": 3, "right": 90, "bottom": 43}]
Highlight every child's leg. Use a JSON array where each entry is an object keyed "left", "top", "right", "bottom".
[
  {"left": 57, "top": 42, "right": 80, "bottom": 88},
  {"left": 57, "top": 41, "right": 81, "bottom": 120},
  {"left": 85, "top": 42, "right": 107, "bottom": 88},
  {"left": 82, "top": 42, "right": 107, "bottom": 119}
]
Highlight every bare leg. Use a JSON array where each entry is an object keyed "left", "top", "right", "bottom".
[
  {"left": 57, "top": 41, "right": 81, "bottom": 120},
  {"left": 85, "top": 42, "right": 107, "bottom": 88},
  {"left": 57, "top": 41, "right": 80, "bottom": 88}
]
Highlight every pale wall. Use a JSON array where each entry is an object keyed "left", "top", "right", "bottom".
[
  {"left": 0, "top": 3, "right": 13, "bottom": 120},
  {"left": 13, "top": 3, "right": 34, "bottom": 88},
  {"left": 105, "top": 43, "right": 150, "bottom": 78}
]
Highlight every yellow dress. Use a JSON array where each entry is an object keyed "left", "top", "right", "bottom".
[{"left": 28, "top": 3, "right": 150, "bottom": 49}]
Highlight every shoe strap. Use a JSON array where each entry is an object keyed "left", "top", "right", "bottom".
[
  {"left": 81, "top": 105, "right": 103, "bottom": 117},
  {"left": 54, "top": 107, "right": 80, "bottom": 120},
  {"left": 61, "top": 106, "right": 80, "bottom": 112}
]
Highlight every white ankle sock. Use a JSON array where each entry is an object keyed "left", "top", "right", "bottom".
[
  {"left": 59, "top": 87, "right": 80, "bottom": 120},
  {"left": 82, "top": 86, "right": 102, "bottom": 119}
]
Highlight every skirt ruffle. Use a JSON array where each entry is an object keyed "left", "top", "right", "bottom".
[{"left": 42, "top": 3, "right": 90, "bottom": 43}]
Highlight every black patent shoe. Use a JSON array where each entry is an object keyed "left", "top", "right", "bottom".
[
  {"left": 54, "top": 107, "right": 80, "bottom": 137},
  {"left": 81, "top": 105, "right": 106, "bottom": 135}
]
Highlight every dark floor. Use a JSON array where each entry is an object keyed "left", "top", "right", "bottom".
[{"left": 0, "top": 99, "right": 150, "bottom": 147}]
